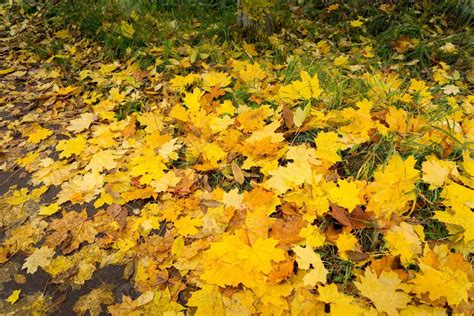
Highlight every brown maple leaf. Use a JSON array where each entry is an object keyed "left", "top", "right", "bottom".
[
  {"left": 204, "top": 84, "right": 225, "bottom": 103},
  {"left": 330, "top": 204, "right": 373, "bottom": 230},
  {"left": 270, "top": 215, "right": 305, "bottom": 248},
  {"left": 44, "top": 210, "right": 98, "bottom": 254}
]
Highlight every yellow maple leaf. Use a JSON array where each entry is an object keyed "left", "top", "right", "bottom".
[
  {"left": 314, "top": 131, "right": 346, "bottom": 165},
  {"left": 109, "top": 87, "right": 125, "bottom": 103},
  {"left": 108, "top": 291, "right": 154, "bottom": 315},
  {"left": 5, "top": 187, "right": 29, "bottom": 206},
  {"left": 411, "top": 263, "right": 472, "bottom": 307},
  {"left": 216, "top": 99, "right": 235, "bottom": 116},
  {"left": 201, "top": 142, "right": 227, "bottom": 167},
  {"left": 440, "top": 42, "right": 457, "bottom": 53},
  {"left": 278, "top": 71, "right": 322, "bottom": 102},
  {"left": 73, "top": 286, "right": 115, "bottom": 316},
  {"left": 38, "top": 202, "right": 60, "bottom": 216},
  {"left": 327, "top": 179, "right": 361, "bottom": 211},
  {"left": 158, "top": 138, "right": 182, "bottom": 162},
  {"left": 294, "top": 104, "right": 311, "bottom": 128},
  {"left": 142, "top": 288, "right": 185, "bottom": 315},
  {"left": 86, "top": 150, "right": 117, "bottom": 173},
  {"left": 293, "top": 245, "right": 328, "bottom": 287},
  {"left": 129, "top": 148, "right": 166, "bottom": 184},
  {"left": 56, "top": 135, "right": 87, "bottom": 158},
  {"left": 67, "top": 113, "right": 96, "bottom": 133},
  {"left": 292, "top": 246, "right": 318, "bottom": 270},
  {"left": 340, "top": 98, "right": 378, "bottom": 143},
  {"left": 137, "top": 111, "right": 164, "bottom": 133},
  {"left": 151, "top": 170, "right": 180, "bottom": 192},
  {"left": 355, "top": 269, "right": 410, "bottom": 316},
  {"left": 27, "top": 125, "right": 52, "bottom": 144},
  {"left": 435, "top": 205, "right": 474, "bottom": 243},
  {"left": 303, "top": 268, "right": 327, "bottom": 287},
  {"left": 238, "top": 237, "right": 286, "bottom": 274},
  {"left": 170, "top": 73, "right": 199, "bottom": 92},
  {"left": 299, "top": 224, "right": 326, "bottom": 248},
  {"left": 183, "top": 87, "right": 204, "bottom": 114},
  {"left": 57, "top": 172, "right": 104, "bottom": 205},
  {"left": 299, "top": 70, "right": 323, "bottom": 99},
  {"left": 169, "top": 104, "right": 190, "bottom": 122},
  {"left": 31, "top": 186, "right": 48, "bottom": 199},
  {"left": 243, "top": 41, "right": 258, "bottom": 57},
  {"left": 334, "top": 55, "right": 348, "bottom": 66},
  {"left": 336, "top": 232, "right": 359, "bottom": 260},
  {"left": 209, "top": 115, "right": 234, "bottom": 133},
  {"left": 409, "top": 79, "right": 428, "bottom": 93},
  {"left": 202, "top": 71, "right": 232, "bottom": 91},
  {"left": 421, "top": 155, "right": 458, "bottom": 189},
  {"left": 55, "top": 29, "right": 70, "bottom": 39},
  {"left": 440, "top": 182, "right": 474, "bottom": 209},
  {"left": 367, "top": 154, "right": 420, "bottom": 218},
  {"left": 384, "top": 222, "right": 423, "bottom": 265},
  {"left": 201, "top": 235, "right": 255, "bottom": 287},
  {"left": 187, "top": 285, "right": 224, "bottom": 316},
  {"left": 236, "top": 61, "right": 267, "bottom": 84},
  {"left": 316, "top": 40, "right": 331, "bottom": 55},
  {"left": 461, "top": 150, "right": 474, "bottom": 176},
  {"left": 22, "top": 246, "right": 55, "bottom": 273},
  {"left": 120, "top": 20, "right": 135, "bottom": 39},
  {"left": 171, "top": 235, "right": 185, "bottom": 257},
  {"left": 246, "top": 120, "right": 284, "bottom": 144},
  {"left": 222, "top": 188, "right": 244, "bottom": 209},
  {"left": 265, "top": 161, "right": 313, "bottom": 195},
  {"left": 17, "top": 151, "right": 40, "bottom": 169},
  {"left": 400, "top": 305, "right": 447, "bottom": 316},
  {"left": 174, "top": 215, "right": 202, "bottom": 236},
  {"left": 252, "top": 281, "right": 293, "bottom": 314},
  {"left": 350, "top": 19, "right": 364, "bottom": 27},
  {"left": 222, "top": 290, "right": 256, "bottom": 315},
  {"left": 318, "top": 284, "right": 369, "bottom": 315}
]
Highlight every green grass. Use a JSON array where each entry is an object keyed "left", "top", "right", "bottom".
[
  {"left": 354, "top": 228, "right": 383, "bottom": 253},
  {"left": 289, "top": 129, "right": 319, "bottom": 145},
  {"left": 412, "top": 184, "right": 450, "bottom": 241},
  {"left": 42, "top": 0, "right": 474, "bottom": 82},
  {"left": 337, "top": 134, "right": 396, "bottom": 180},
  {"left": 115, "top": 101, "right": 142, "bottom": 120},
  {"left": 317, "top": 245, "right": 355, "bottom": 292},
  {"left": 40, "top": 0, "right": 472, "bottom": 231},
  {"left": 45, "top": 0, "right": 237, "bottom": 59}
]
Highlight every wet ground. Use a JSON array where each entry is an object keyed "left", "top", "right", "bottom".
[
  {"left": 0, "top": 164, "right": 136, "bottom": 315},
  {"left": 0, "top": 16, "right": 135, "bottom": 316}
]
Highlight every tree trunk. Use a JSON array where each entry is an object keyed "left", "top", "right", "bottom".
[
  {"left": 237, "top": 0, "right": 252, "bottom": 28},
  {"left": 236, "top": 0, "right": 275, "bottom": 38}
]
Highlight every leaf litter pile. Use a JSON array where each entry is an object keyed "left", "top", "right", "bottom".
[{"left": 1, "top": 2, "right": 473, "bottom": 315}]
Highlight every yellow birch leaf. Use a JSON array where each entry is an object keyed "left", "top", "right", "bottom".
[
  {"left": 294, "top": 104, "right": 310, "bottom": 128},
  {"left": 7, "top": 289, "right": 20, "bottom": 304}
]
